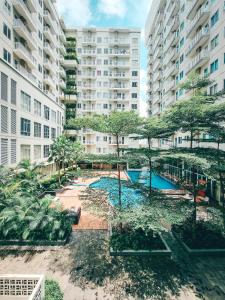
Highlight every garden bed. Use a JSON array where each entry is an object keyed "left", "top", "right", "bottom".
[
  {"left": 109, "top": 228, "right": 171, "bottom": 257},
  {"left": 172, "top": 222, "right": 225, "bottom": 256},
  {"left": 0, "top": 237, "right": 69, "bottom": 247}
]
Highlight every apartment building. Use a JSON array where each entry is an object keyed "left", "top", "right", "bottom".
[
  {"left": 145, "top": 0, "right": 225, "bottom": 147},
  {"left": 0, "top": 0, "right": 74, "bottom": 166},
  {"left": 70, "top": 27, "right": 141, "bottom": 154}
]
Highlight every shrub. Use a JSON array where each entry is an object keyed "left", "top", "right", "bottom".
[{"left": 45, "top": 279, "right": 63, "bottom": 300}]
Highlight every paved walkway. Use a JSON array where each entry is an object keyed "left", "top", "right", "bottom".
[{"left": 56, "top": 171, "right": 128, "bottom": 230}]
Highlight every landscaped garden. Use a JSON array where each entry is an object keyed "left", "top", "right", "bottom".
[{"left": 1, "top": 73, "right": 225, "bottom": 298}]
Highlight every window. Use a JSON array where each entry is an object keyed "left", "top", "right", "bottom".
[
  {"left": 180, "top": 21, "right": 184, "bottom": 31},
  {"left": 132, "top": 71, "right": 138, "bottom": 76},
  {"left": 38, "top": 30, "right": 42, "bottom": 40},
  {"left": 104, "top": 48, "right": 108, "bottom": 54},
  {"left": 51, "top": 110, "right": 57, "bottom": 123},
  {"left": 132, "top": 93, "right": 137, "bottom": 98},
  {"left": 103, "top": 136, "right": 107, "bottom": 142},
  {"left": 180, "top": 54, "right": 184, "bottom": 64},
  {"left": 1, "top": 72, "right": 8, "bottom": 101},
  {"left": 3, "top": 0, "right": 11, "bottom": 15},
  {"left": 211, "top": 34, "right": 219, "bottom": 50},
  {"left": 179, "top": 71, "right": 184, "bottom": 80},
  {"left": 96, "top": 136, "right": 100, "bottom": 142},
  {"left": 211, "top": 10, "right": 219, "bottom": 27},
  {"left": 34, "top": 122, "right": 41, "bottom": 137},
  {"left": 97, "top": 37, "right": 102, "bottom": 43},
  {"left": 34, "top": 99, "right": 41, "bottom": 116},
  {"left": 1, "top": 138, "right": 8, "bottom": 165},
  {"left": 131, "top": 104, "right": 137, "bottom": 110},
  {"left": 1, "top": 105, "right": 8, "bottom": 133},
  {"left": 180, "top": 37, "right": 184, "bottom": 48},
  {"left": 21, "top": 91, "right": 31, "bottom": 112},
  {"left": 3, "top": 48, "right": 11, "bottom": 63},
  {"left": 210, "top": 84, "right": 218, "bottom": 95},
  {"left": 132, "top": 82, "right": 138, "bottom": 87},
  {"left": 11, "top": 79, "right": 16, "bottom": 104},
  {"left": 21, "top": 118, "right": 31, "bottom": 136},
  {"left": 44, "top": 105, "right": 50, "bottom": 120},
  {"left": 34, "top": 145, "right": 41, "bottom": 160},
  {"left": 132, "top": 49, "right": 138, "bottom": 55},
  {"left": 11, "top": 139, "right": 16, "bottom": 164},
  {"left": 3, "top": 23, "right": 11, "bottom": 39},
  {"left": 21, "top": 145, "right": 30, "bottom": 160},
  {"left": 132, "top": 38, "right": 138, "bottom": 44},
  {"left": 204, "top": 68, "right": 208, "bottom": 77},
  {"left": 210, "top": 59, "right": 219, "bottom": 73},
  {"left": 43, "top": 145, "right": 50, "bottom": 158},
  {"left": 224, "top": 53, "right": 225, "bottom": 64},
  {"left": 103, "top": 104, "right": 108, "bottom": 109},
  {"left": 44, "top": 125, "right": 49, "bottom": 138},
  {"left": 11, "top": 109, "right": 16, "bottom": 134},
  {"left": 51, "top": 128, "right": 56, "bottom": 139}
]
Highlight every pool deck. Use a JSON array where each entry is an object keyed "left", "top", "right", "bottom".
[{"left": 56, "top": 171, "right": 129, "bottom": 230}]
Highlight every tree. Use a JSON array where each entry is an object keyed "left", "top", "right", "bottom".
[
  {"left": 48, "top": 135, "right": 72, "bottom": 187},
  {"left": 68, "top": 111, "right": 141, "bottom": 207},
  {"left": 130, "top": 117, "right": 173, "bottom": 194}
]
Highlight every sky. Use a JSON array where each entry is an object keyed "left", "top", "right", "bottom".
[{"left": 56, "top": 0, "right": 153, "bottom": 116}]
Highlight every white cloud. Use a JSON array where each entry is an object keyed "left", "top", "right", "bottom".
[
  {"left": 98, "top": 0, "right": 127, "bottom": 18},
  {"left": 56, "top": 0, "right": 92, "bottom": 27}
]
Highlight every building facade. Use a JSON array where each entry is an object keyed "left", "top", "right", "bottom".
[
  {"left": 73, "top": 27, "right": 141, "bottom": 154},
  {"left": 0, "top": 0, "right": 76, "bottom": 166},
  {"left": 145, "top": 0, "right": 225, "bottom": 147}
]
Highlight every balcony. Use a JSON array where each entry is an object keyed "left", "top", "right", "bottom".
[
  {"left": 43, "top": 42, "right": 55, "bottom": 60},
  {"left": 187, "top": 4, "right": 210, "bottom": 38},
  {"left": 109, "top": 38, "right": 130, "bottom": 46},
  {"left": 81, "top": 60, "right": 95, "bottom": 68},
  {"left": 14, "top": 42, "right": 36, "bottom": 69},
  {"left": 81, "top": 83, "right": 96, "bottom": 90},
  {"left": 109, "top": 72, "right": 129, "bottom": 79},
  {"left": 171, "top": 16, "right": 179, "bottom": 31},
  {"left": 43, "top": 58, "right": 53, "bottom": 71},
  {"left": 43, "top": 9, "right": 57, "bottom": 34},
  {"left": 186, "top": 27, "right": 209, "bottom": 57},
  {"left": 44, "top": 89, "right": 56, "bottom": 101},
  {"left": 59, "top": 67, "right": 66, "bottom": 78},
  {"left": 82, "top": 95, "right": 96, "bottom": 101},
  {"left": 108, "top": 62, "right": 130, "bottom": 68},
  {"left": 14, "top": 62, "right": 37, "bottom": 84},
  {"left": 82, "top": 128, "right": 94, "bottom": 134},
  {"left": 109, "top": 95, "right": 129, "bottom": 102},
  {"left": 153, "top": 69, "right": 163, "bottom": 82},
  {"left": 43, "top": 26, "right": 55, "bottom": 45},
  {"left": 59, "top": 79, "right": 66, "bottom": 89},
  {"left": 59, "top": 42, "right": 66, "bottom": 55},
  {"left": 59, "top": 29, "right": 66, "bottom": 43},
  {"left": 61, "top": 93, "right": 77, "bottom": 102},
  {"left": 82, "top": 106, "right": 96, "bottom": 112},
  {"left": 43, "top": 74, "right": 55, "bottom": 88},
  {"left": 165, "top": 79, "right": 176, "bottom": 93},
  {"left": 82, "top": 38, "right": 96, "bottom": 45},
  {"left": 82, "top": 49, "right": 96, "bottom": 56},
  {"left": 109, "top": 84, "right": 129, "bottom": 90},
  {"left": 153, "top": 46, "right": 163, "bottom": 60},
  {"left": 13, "top": 19, "right": 36, "bottom": 50},
  {"left": 80, "top": 72, "right": 96, "bottom": 78},
  {"left": 45, "top": 0, "right": 58, "bottom": 22},
  {"left": 186, "top": 51, "right": 209, "bottom": 74},
  {"left": 12, "top": 0, "right": 36, "bottom": 31},
  {"left": 187, "top": 0, "right": 205, "bottom": 20},
  {"left": 164, "top": 63, "right": 179, "bottom": 79},
  {"left": 108, "top": 49, "right": 130, "bottom": 57}
]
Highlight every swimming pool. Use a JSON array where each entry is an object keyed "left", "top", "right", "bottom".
[
  {"left": 90, "top": 171, "right": 177, "bottom": 207},
  {"left": 90, "top": 177, "right": 145, "bottom": 207},
  {"left": 127, "top": 170, "right": 178, "bottom": 190}
]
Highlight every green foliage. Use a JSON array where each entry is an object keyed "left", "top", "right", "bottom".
[{"left": 45, "top": 279, "right": 63, "bottom": 300}]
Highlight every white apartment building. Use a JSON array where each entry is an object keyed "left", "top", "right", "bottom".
[
  {"left": 73, "top": 27, "right": 141, "bottom": 154},
  {"left": 145, "top": 0, "right": 225, "bottom": 147},
  {"left": 0, "top": 0, "right": 72, "bottom": 166}
]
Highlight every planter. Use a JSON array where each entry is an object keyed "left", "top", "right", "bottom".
[
  {"left": 0, "top": 237, "right": 69, "bottom": 247},
  {"left": 173, "top": 231, "right": 225, "bottom": 257},
  {"left": 109, "top": 231, "right": 171, "bottom": 257}
]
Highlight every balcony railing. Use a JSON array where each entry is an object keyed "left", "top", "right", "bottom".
[
  {"left": 109, "top": 38, "right": 130, "bottom": 44},
  {"left": 14, "top": 42, "right": 36, "bottom": 66},
  {"left": 82, "top": 38, "right": 96, "bottom": 44},
  {"left": 14, "top": 63, "right": 37, "bottom": 84},
  {"left": 186, "top": 50, "right": 209, "bottom": 74},
  {"left": 187, "top": 3, "right": 210, "bottom": 38},
  {"left": 186, "top": 27, "right": 209, "bottom": 56},
  {"left": 13, "top": 19, "right": 36, "bottom": 49}
]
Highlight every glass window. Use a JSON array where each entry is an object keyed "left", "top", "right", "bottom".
[
  {"left": 44, "top": 105, "right": 50, "bottom": 120},
  {"left": 51, "top": 128, "right": 56, "bottom": 139},
  {"left": 34, "top": 99, "right": 41, "bottom": 116},
  {"left": 21, "top": 91, "right": 31, "bottom": 112},
  {"left": 132, "top": 71, "right": 138, "bottom": 76},
  {"left": 3, "top": 48, "right": 11, "bottom": 63},
  {"left": 210, "top": 59, "right": 219, "bottom": 73},
  {"left": 3, "top": 23, "right": 11, "bottom": 39},
  {"left": 34, "top": 122, "right": 41, "bottom": 137},
  {"left": 43, "top": 145, "right": 50, "bottom": 158},
  {"left": 21, "top": 145, "right": 30, "bottom": 160},
  {"left": 211, "top": 10, "right": 219, "bottom": 27},
  {"left": 44, "top": 125, "right": 49, "bottom": 138},
  {"left": 21, "top": 118, "right": 31, "bottom": 136}
]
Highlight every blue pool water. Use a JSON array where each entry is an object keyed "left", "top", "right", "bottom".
[
  {"left": 90, "top": 177, "right": 145, "bottom": 207},
  {"left": 127, "top": 170, "right": 178, "bottom": 190},
  {"left": 90, "top": 171, "right": 177, "bottom": 207}
]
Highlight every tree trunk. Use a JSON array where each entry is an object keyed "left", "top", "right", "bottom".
[
  {"left": 147, "top": 137, "right": 152, "bottom": 195},
  {"left": 58, "top": 162, "right": 61, "bottom": 188},
  {"left": 116, "top": 135, "right": 122, "bottom": 208}
]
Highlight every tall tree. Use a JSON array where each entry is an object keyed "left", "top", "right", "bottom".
[{"left": 68, "top": 111, "right": 141, "bottom": 207}]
